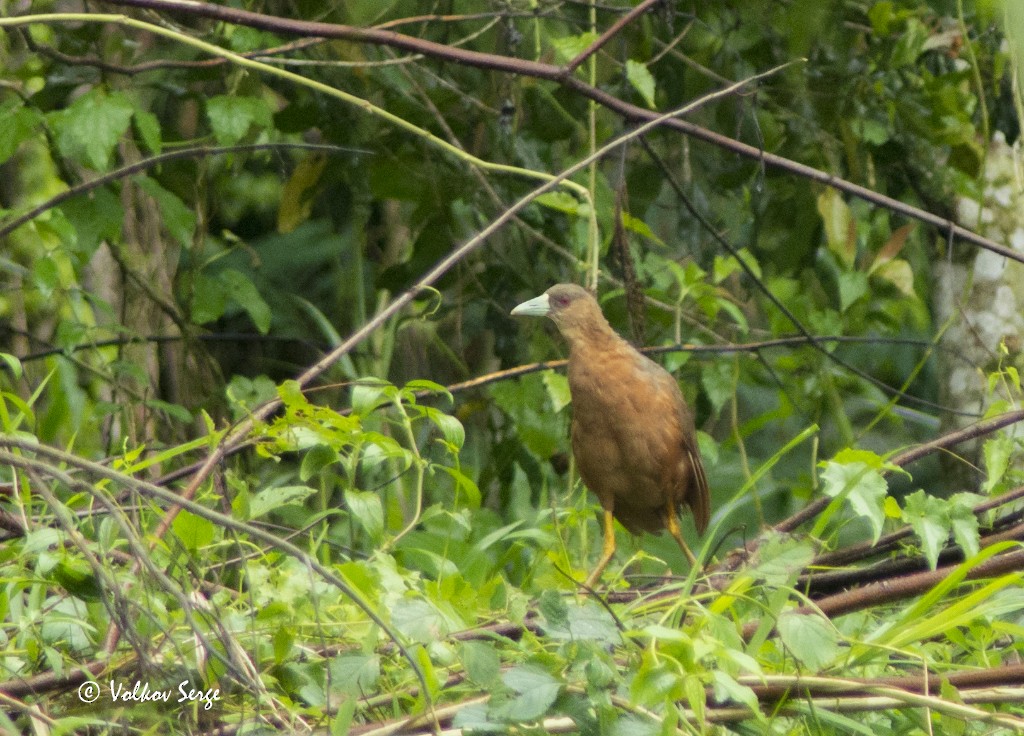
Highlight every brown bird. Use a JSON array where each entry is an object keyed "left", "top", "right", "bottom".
[{"left": 511, "top": 283, "right": 710, "bottom": 586}]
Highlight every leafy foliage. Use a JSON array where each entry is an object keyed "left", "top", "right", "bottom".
[{"left": 0, "top": 1, "right": 1023, "bottom": 734}]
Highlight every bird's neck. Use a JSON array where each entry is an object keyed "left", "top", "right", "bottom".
[{"left": 561, "top": 318, "right": 625, "bottom": 356}]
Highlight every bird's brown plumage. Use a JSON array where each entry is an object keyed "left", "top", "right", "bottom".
[{"left": 511, "top": 283, "right": 710, "bottom": 586}]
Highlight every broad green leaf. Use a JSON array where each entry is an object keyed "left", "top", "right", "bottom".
[
  {"left": 700, "top": 359, "right": 733, "bottom": 413},
  {"left": 982, "top": 434, "right": 1014, "bottom": 493},
  {"left": 452, "top": 703, "right": 504, "bottom": 731},
  {"left": 249, "top": 484, "right": 317, "bottom": 519},
  {"left": 850, "top": 116, "right": 890, "bottom": 145},
  {"left": 351, "top": 378, "right": 393, "bottom": 415},
  {"left": 49, "top": 89, "right": 134, "bottom": 170},
  {"left": 872, "top": 258, "right": 915, "bottom": 296},
  {"left": 891, "top": 17, "right": 929, "bottom": 66},
  {"left": 495, "top": 665, "right": 561, "bottom": 721},
  {"left": 219, "top": 269, "right": 272, "bottom": 333},
  {"left": 329, "top": 653, "right": 380, "bottom": 695},
  {"left": 626, "top": 59, "right": 657, "bottom": 108},
  {"left": 437, "top": 465, "right": 481, "bottom": 509},
  {"left": 144, "top": 398, "right": 193, "bottom": 423},
  {"left": 777, "top": 610, "right": 839, "bottom": 671},
  {"left": 461, "top": 641, "right": 500, "bottom": 688},
  {"left": 550, "top": 31, "right": 599, "bottom": 64},
  {"left": 391, "top": 598, "right": 453, "bottom": 642},
  {"left": 32, "top": 256, "right": 60, "bottom": 299},
  {"left": 816, "top": 188, "right": 856, "bottom": 268},
  {"left": 820, "top": 460, "right": 887, "bottom": 543},
  {"left": 710, "top": 671, "right": 761, "bottom": 718},
  {"left": 752, "top": 533, "right": 816, "bottom": 586},
  {"left": 0, "top": 100, "right": 41, "bottom": 165},
  {"left": 133, "top": 109, "right": 162, "bottom": 154},
  {"left": 300, "top": 444, "right": 340, "bottom": 480},
  {"left": 171, "top": 510, "right": 215, "bottom": 551},
  {"left": 541, "top": 370, "right": 571, "bottom": 413},
  {"left": 836, "top": 271, "right": 868, "bottom": 312},
  {"left": 345, "top": 489, "right": 384, "bottom": 544},
  {"left": 136, "top": 176, "right": 196, "bottom": 248},
  {"left": 540, "top": 597, "right": 621, "bottom": 643},
  {"left": 423, "top": 406, "right": 465, "bottom": 448},
  {"left": 59, "top": 186, "right": 124, "bottom": 256},
  {"left": 206, "top": 95, "right": 274, "bottom": 145},
  {"left": 278, "top": 154, "right": 327, "bottom": 233},
  {"left": 948, "top": 494, "right": 981, "bottom": 560},
  {"left": 404, "top": 379, "right": 451, "bottom": 400},
  {"left": 901, "top": 490, "right": 947, "bottom": 569},
  {"left": 190, "top": 272, "right": 227, "bottom": 324}
]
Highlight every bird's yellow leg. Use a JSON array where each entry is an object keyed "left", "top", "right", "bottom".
[
  {"left": 664, "top": 508, "right": 698, "bottom": 567},
  {"left": 584, "top": 509, "right": 617, "bottom": 588}
]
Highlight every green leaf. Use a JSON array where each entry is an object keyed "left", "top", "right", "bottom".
[
  {"left": 777, "top": 611, "right": 839, "bottom": 671},
  {"left": 59, "top": 187, "right": 124, "bottom": 256},
  {"left": 868, "top": 1, "right": 895, "bottom": 34},
  {"left": 219, "top": 269, "right": 272, "bottom": 333},
  {"left": 329, "top": 653, "right": 380, "bottom": 696},
  {"left": 0, "top": 100, "right": 41, "bottom": 165},
  {"left": 190, "top": 272, "right": 227, "bottom": 325},
  {"left": 836, "top": 271, "right": 869, "bottom": 311},
  {"left": 351, "top": 378, "right": 394, "bottom": 415},
  {"left": 0, "top": 353, "right": 23, "bottom": 379},
  {"left": 620, "top": 211, "right": 665, "bottom": 246},
  {"left": 144, "top": 398, "right": 193, "bottom": 423},
  {"left": 300, "top": 444, "right": 340, "bottom": 480},
  {"left": 752, "top": 533, "right": 816, "bottom": 586},
  {"left": 901, "top": 490, "right": 947, "bottom": 569},
  {"left": 423, "top": 406, "right": 465, "bottom": 448},
  {"left": 248, "top": 484, "right": 317, "bottom": 519},
  {"left": 820, "top": 460, "right": 887, "bottom": 543},
  {"left": 542, "top": 599, "right": 621, "bottom": 643},
  {"left": 700, "top": 359, "right": 733, "bottom": 414},
  {"left": 982, "top": 434, "right": 1013, "bottom": 493},
  {"left": 49, "top": 89, "right": 134, "bottom": 170},
  {"left": 391, "top": 598, "right": 453, "bottom": 641},
  {"left": 495, "top": 665, "right": 561, "bottom": 721},
  {"left": 626, "top": 59, "right": 657, "bottom": 108},
  {"left": 345, "top": 489, "right": 384, "bottom": 543},
  {"left": 278, "top": 154, "right": 327, "bottom": 234},
  {"left": 550, "top": 31, "right": 599, "bottom": 64},
  {"left": 710, "top": 671, "right": 761, "bottom": 718},
  {"left": 32, "top": 256, "right": 60, "bottom": 299},
  {"left": 541, "top": 370, "right": 571, "bottom": 413},
  {"left": 535, "top": 190, "right": 584, "bottom": 217},
  {"left": 171, "top": 510, "right": 215, "bottom": 552},
  {"left": 206, "top": 95, "right": 273, "bottom": 145},
  {"left": 948, "top": 494, "right": 981, "bottom": 560},
  {"left": 816, "top": 188, "right": 856, "bottom": 268},
  {"left": 461, "top": 641, "right": 500, "bottom": 688},
  {"left": 133, "top": 109, "right": 162, "bottom": 155},
  {"left": 872, "top": 258, "right": 915, "bottom": 296},
  {"left": 136, "top": 176, "right": 196, "bottom": 248}
]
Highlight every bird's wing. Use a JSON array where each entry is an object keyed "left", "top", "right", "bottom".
[{"left": 639, "top": 353, "right": 711, "bottom": 534}]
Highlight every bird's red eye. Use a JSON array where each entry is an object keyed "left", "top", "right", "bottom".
[{"left": 552, "top": 295, "right": 569, "bottom": 307}]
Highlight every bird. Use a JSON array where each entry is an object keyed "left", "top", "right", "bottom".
[{"left": 511, "top": 283, "right": 710, "bottom": 587}]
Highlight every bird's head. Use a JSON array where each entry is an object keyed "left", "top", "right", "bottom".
[{"left": 511, "top": 283, "right": 609, "bottom": 342}]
